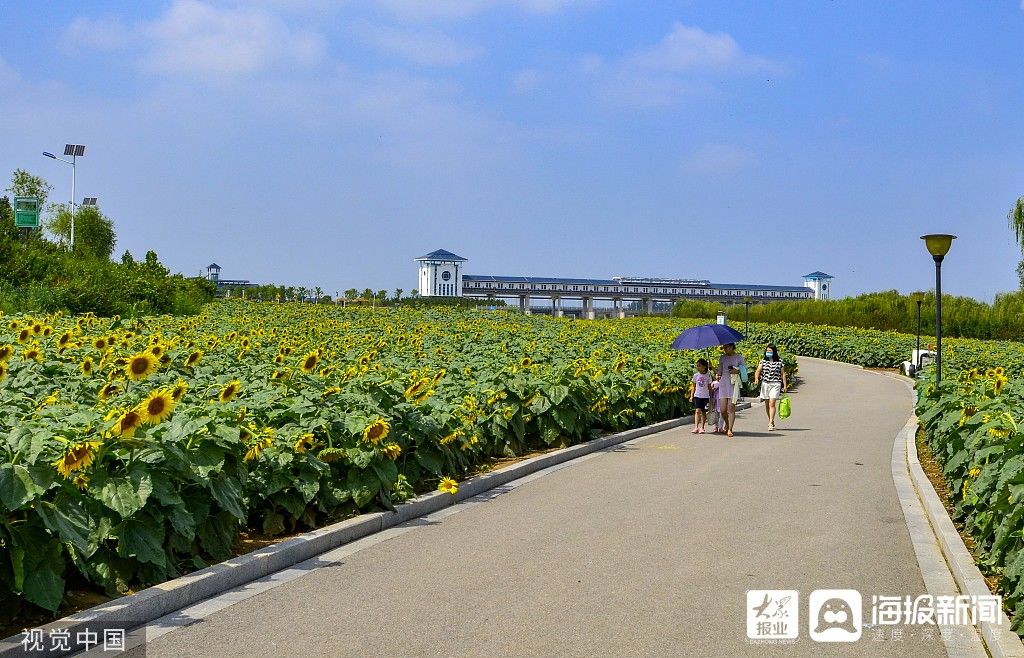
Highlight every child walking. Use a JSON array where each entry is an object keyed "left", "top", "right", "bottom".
[{"left": 689, "top": 359, "right": 713, "bottom": 434}]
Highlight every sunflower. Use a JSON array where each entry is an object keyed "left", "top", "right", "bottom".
[
  {"left": 93, "top": 337, "right": 107, "bottom": 350},
  {"left": 170, "top": 380, "right": 188, "bottom": 402},
  {"left": 438, "top": 477, "right": 459, "bottom": 495},
  {"left": 38, "top": 390, "right": 59, "bottom": 409},
  {"left": 148, "top": 344, "right": 164, "bottom": 357},
  {"left": 98, "top": 381, "right": 119, "bottom": 401},
  {"left": 112, "top": 409, "right": 143, "bottom": 438},
  {"left": 31, "top": 323, "right": 43, "bottom": 335},
  {"left": 80, "top": 357, "right": 94, "bottom": 376},
  {"left": 218, "top": 380, "right": 241, "bottom": 403},
  {"left": 362, "top": 418, "right": 390, "bottom": 445},
  {"left": 52, "top": 440, "right": 101, "bottom": 478},
  {"left": 57, "top": 331, "right": 73, "bottom": 348},
  {"left": 244, "top": 434, "right": 273, "bottom": 462},
  {"left": 22, "top": 343, "right": 42, "bottom": 363},
  {"left": 139, "top": 389, "right": 175, "bottom": 425},
  {"left": 0, "top": 344, "right": 12, "bottom": 361},
  {"left": 300, "top": 351, "right": 319, "bottom": 374},
  {"left": 382, "top": 443, "right": 401, "bottom": 460},
  {"left": 125, "top": 352, "right": 157, "bottom": 381},
  {"left": 42, "top": 326, "right": 53, "bottom": 337},
  {"left": 184, "top": 350, "right": 203, "bottom": 368},
  {"left": 0, "top": 362, "right": 6, "bottom": 381},
  {"left": 293, "top": 433, "right": 315, "bottom": 454},
  {"left": 318, "top": 447, "right": 346, "bottom": 463},
  {"left": 72, "top": 473, "right": 90, "bottom": 491},
  {"left": 404, "top": 378, "right": 429, "bottom": 401}
]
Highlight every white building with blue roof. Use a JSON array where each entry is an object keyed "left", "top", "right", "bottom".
[
  {"left": 802, "top": 271, "right": 834, "bottom": 300},
  {"left": 416, "top": 249, "right": 820, "bottom": 318}
]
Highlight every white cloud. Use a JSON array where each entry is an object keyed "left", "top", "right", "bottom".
[
  {"left": 354, "top": 23, "right": 482, "bottom": 66},
  {"left": 62, "top": 16, "right": 130, "bottom": 52},
  {"left": 142, "top": 0, "right": 325, "bottom": 76},
  {"left": 64, "top": 0, "right": 326, "bottom": 78},
  {"left": 628, "top": 23, "right": 782, "bottom": 75},
  {"left": 370, "top": 0, "right": 596, "bottom": 21},
  {"left": 679, "top": 143, "right": 757, "bottom": 175},
  {"left": 585, "top": 23, "right": 783, "bottom": 107}
]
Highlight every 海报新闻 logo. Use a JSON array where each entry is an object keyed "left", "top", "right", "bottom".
[{"left": 809, "top": 589, "right": 862, "bottom": 642}]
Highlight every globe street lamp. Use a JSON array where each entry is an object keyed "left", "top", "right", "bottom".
[
  {"left": 43, "top": 144, "right": 86, "bottom": 249},
  {"left": 911, "top": 291, "right": 925, "bottom": 375},
  {"left": 920, "top": 234, "right": 956, "bottom": 387}
]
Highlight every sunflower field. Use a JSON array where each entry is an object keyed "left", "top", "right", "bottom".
[
  {"left": 740, "top": 321, "right": 1024, "bottom": 375},
  {"left": 1, "top": 302, "right": 740, "bottom": 616},
  {"left": 916, "top": 368, "right": 1024, "bottom": 632}
]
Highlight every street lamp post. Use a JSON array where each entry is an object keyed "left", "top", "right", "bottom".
[
  {"left": 911, "top": 291, "right": 925, "bottom": 375},
  {"left": 43, "top": 145, "right": 86, "bottom": 249},
  {"left": 743, "top": 296, "right": 752, "bottom": 336},
  {"left": 920, "top": 234, "right": 956, "bottom": 387}
]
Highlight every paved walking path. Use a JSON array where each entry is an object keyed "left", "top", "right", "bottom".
[{"left": 127, "top": 358, "right": 957, "bottom": 657}]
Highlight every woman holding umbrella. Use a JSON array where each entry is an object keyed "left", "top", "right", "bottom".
[
  {"left": 671, "top": 323, "right": 746, "bottom": 437},
  {"left": 715, "top": 343, "right": 747, "bottom": 437}
]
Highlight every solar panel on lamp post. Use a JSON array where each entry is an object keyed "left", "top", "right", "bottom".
[{"left": 43, "top": 144, "right": 86, "bottom": 249}]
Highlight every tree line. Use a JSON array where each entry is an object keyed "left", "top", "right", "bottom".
[
  {"left": 1, "top": 169, "right": 215, "bottom": 316},
  {"left": 671, "top": 289, "right": 1024, "bottom": 341}
]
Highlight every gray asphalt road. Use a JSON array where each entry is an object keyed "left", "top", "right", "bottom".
[{"left": 131, "top": 358, "right": 946, "bottom": 657}]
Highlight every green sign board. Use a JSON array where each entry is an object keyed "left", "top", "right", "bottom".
[{"left": 14, "top": 196, "right": 40, "bottom": 228}]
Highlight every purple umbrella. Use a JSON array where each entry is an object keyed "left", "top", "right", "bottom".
[{"left": 671, "top": 324, "right": 745, "bottom": 350}]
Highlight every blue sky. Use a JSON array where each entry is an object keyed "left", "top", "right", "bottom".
[{"left": 2, "top": 1, "right": 1023, "bottom": 300}]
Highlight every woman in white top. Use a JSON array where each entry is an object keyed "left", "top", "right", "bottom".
[{"left": 753, "top": 343, "right": 788, "bottom": 431}]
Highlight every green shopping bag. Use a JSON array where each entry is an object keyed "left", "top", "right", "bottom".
[{"left": 779, "top": 394, "right": 791, "bottom": 419}]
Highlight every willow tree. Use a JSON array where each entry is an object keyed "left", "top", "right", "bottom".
[{"left": 1010, "top": 197, "right": 1024, "bottom": 289}]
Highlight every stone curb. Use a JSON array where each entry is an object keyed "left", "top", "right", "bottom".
[
  {"left": 1, "top": 403, "right": 750, "bottom": 650},
  {"left": 880, "top": 370, "right": 1024, "bottom": 657}
]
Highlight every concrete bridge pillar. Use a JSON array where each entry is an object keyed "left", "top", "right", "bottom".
[
  {"left": 520, "top": 295, "right": 530, "bottom": 314},
  {"left": 613, "top": 298, "right": 624, "bottom": 319},
  {"left": 644, "top": 298, "right": 654, "bottom": 315},
  {"left": 582, "top": 296, "right": 595, "bottom": 320},
  {"left": 552, "top": 296, "right": 563, "bottom": 318}
]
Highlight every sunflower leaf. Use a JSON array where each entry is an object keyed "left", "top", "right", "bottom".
[
  {"left": 95, "top": 472, "right": 150, "bottom": 519},
  {"left": 118, "top": 518, "right": 166, "bottom": 568},
  {"left": 21, "top": 537, "right": 64, "bottom": 611},
  {"left": 36, "top": 498, "right": 97, "bottom": 557},
  {"left": 0, "top": 463, "right": 41, "bottom": 510},
  {"left": 208, "top": 473, "right": 246, "bottom": 520}
]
